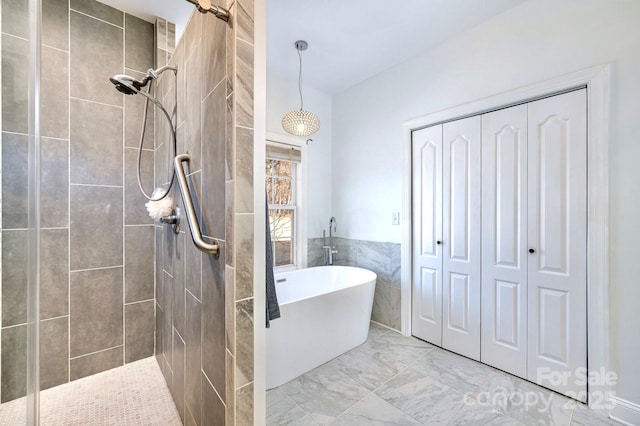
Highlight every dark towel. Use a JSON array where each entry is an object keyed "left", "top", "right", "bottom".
[{"left": 265, "top": 195, "right": 280, "bottom": 327}]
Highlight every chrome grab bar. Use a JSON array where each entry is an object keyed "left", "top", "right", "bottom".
[{"left": 174, "top": 154, "right": 219, "bottom": 256}]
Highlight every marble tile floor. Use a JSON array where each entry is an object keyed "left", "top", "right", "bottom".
[
  {"left": 0, "top": 357, "right": 182, "bottom": 426},
  {"left": 267, "top": 323, "right": 620, "bottom": 426}
]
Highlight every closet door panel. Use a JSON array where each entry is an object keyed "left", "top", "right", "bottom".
[
  {"left": 442, "top": 116, "right": 481, "bottom": 360},
  {"left": 481, "top": 104, "right": 528, "bottom": 378},
  {"left": 527, "top": 89, "right": 587, "bottom": 402},
  {"left": 411, "top": 126, "right": 443, "bottom": 345},
  {"left": 448, "top": 272, "right": 470, "bottom": 331}
]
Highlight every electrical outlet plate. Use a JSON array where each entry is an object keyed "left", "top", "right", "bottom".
[{"left": 392, "top": 211, "right": 400, "bottom": 225}]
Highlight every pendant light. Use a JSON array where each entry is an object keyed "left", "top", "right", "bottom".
[{"left": 282, "top": 40, "right": 320, "bottom": 137}]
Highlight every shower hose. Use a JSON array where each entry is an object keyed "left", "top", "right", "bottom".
[{"left": 136, "top": 80, "right": 178, "bottom": 201}]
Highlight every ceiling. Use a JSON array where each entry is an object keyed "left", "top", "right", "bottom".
[
  {"left": 99, "top": 0, "right": 526, "bottom": 95},
  {"left": 97, "top": 0, "right": 194, "bottom": 38},
  {"left": 267, "top": 0, "right": 526, "bottom": 94}
]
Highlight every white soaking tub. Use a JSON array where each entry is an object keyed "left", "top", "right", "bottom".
[{"left": 266, "top": 266, "right": 377, "bottom": 389}]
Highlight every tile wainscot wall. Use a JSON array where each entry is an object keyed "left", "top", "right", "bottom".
[{"left": 308, "top": 237, "right": 401, "bottom": 330}]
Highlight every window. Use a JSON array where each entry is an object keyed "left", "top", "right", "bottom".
[{"left": 266, "top": 143, "right": 301, "bottom": 268}]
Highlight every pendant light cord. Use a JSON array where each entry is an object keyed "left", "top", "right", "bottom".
[{"left": 298, "top": 47, "right": 304, "bottom": 110}]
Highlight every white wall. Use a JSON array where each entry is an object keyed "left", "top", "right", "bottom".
[
  {"left": 266, "top": 72, "right": 332, "bottom": 239},
  {"left": 332, "top": 0, "right": 640, "bottom": 410}
]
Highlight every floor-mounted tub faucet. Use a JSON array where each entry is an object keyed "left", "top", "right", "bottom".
[{"left": 323, "top": 217, "right": 338, "bottom": 265}]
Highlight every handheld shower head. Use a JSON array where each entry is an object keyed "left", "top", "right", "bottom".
[
  {"left": 111, "top": 65, "right": 179, "bottom": 203},
  {"left": 109, "top": 66, "right": 177, "bottom": 98},
  {"left": 109, "top": 74, "right": 150, "bottom": 95}
]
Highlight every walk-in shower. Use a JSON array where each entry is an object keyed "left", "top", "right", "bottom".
[{"left": 0, "top": 0, "right": 237, "bottom": 423}]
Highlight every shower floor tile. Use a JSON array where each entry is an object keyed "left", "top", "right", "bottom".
[
  {"left": 267, "top": 323, "right": 622, "bottom": 426},
  {"left": 0, "top": 357, "right": 181, "bottom": 425}
]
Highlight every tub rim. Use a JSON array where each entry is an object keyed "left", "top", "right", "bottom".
[{"left": 274, "top": 265, "right": 377, "bottom": 306}]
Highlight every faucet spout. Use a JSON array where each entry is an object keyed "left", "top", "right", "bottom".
[
  {"left": 323, "top": 217, "right": 337, "bottom": 265},
  {"left": 322, "top": 218, "right": 339, "bottom": 266}
]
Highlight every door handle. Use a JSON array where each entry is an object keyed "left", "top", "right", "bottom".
[
  {"left": 436, "top": 240, "right": 442, "bottom": 245},
  {"left": 529, "top": 248, "right": 535, "bottom": 254}
]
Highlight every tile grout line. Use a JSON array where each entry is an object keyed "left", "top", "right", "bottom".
[
  {"left": 275, "top": 388, "right": 315, "bottom": 424},
  {"left": 41, "top": 43, "right": 68, "bottom": 54},
  {"left": 201, "top": 75, "right": 227, "bottom": 105},
  {"left": 0, "top": 323, "right": 29, "bottom": 330},
  {"left": 329, "top": 355, "right": 418, "bottom": 424},
  {"left": 40, "top": 314, "right": 69, "bottom": 323},
  {"left": 444, "top": 392, "right": 474, "bottom": 426},
  {"left": 202, "top": 368, "right": 227, "bottom": 409},
  {"left": 1, "top": 130, "right": 30, "bottom": 137},
  {"left": 69, "top": 96, "right": 123, "bottom": 109},
  {"left": 124, "top": 146, "right": 155, "bottom": 153},
  {"left": 69, "top": 344, "right": 124, "bottom": 361},
  {"left": 70, "top": 265, "right": 124, "bottom": 273},
  {"left": 69, "top": 183, "right": 124, "bottom": 188},
  {"left": 0, "top": 32, "right": 28, "bottom": 41},
  {"left": 69, "top": 8, "right": 124, "bottom": 30}
]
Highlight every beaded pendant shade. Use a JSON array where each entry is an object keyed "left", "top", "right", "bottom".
[{"left": 282, "top": 40, "right": 320, "bottom": 137}]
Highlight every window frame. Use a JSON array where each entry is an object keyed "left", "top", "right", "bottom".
[
  {"left": 267, "top": 164, "right": 297, "bottom": 268},
  {"left": 266, "top": 132, "right": 308, "bottom": 271}
]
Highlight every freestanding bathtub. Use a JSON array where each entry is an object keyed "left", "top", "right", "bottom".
[{"left": 266, "top": 266, "right": 377, "bottom": 389}]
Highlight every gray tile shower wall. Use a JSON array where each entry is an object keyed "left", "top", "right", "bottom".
[
  {"left": 0, "top": 0, "right": 155, "bottom": 402},
  {"left": 154, "top": 0, "right": 255, "bottom": 423},
  {"left": 308, "top": 237, "right": 402, "bottom": 330}
]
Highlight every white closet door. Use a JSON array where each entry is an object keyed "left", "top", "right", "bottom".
[
  {"left": 527, "top": 89, "right": 587, "bottom": 401},
  {"left": 411, "top": 126, "right": 443, "bottom": 345},
  {"left": 442, "top": 117, "right": 481, "bottom": 360},
  {"left": 480, "top": 104, "right": 529, "bottom": 377}
]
